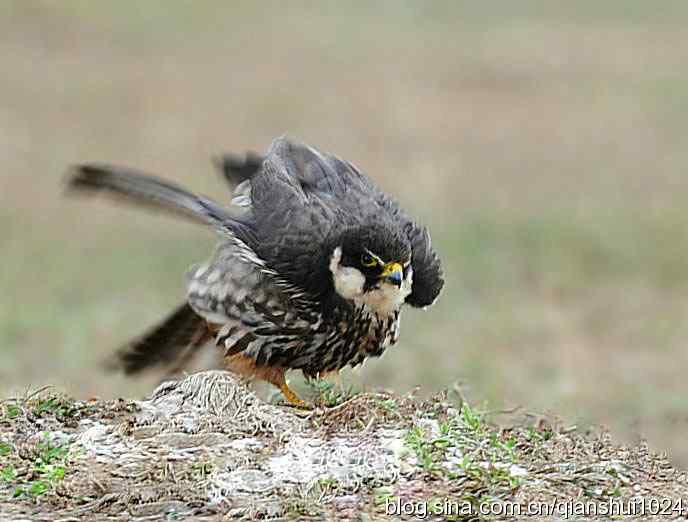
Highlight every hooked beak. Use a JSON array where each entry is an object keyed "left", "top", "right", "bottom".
[{"left": 380, "top": 262, "right": 403, "bottom": 288}]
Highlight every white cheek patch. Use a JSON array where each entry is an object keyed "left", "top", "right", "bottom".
[
  {"left": 330, "top": 245, "right": 415, "bottom": 316},
  {"left": 329, "top": 246, "right": 365, "bottom": 300},
  {"left": 335, "top": 267, "right": 366, "bottom": 299}
]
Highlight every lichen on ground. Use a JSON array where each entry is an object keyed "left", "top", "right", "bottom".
[{"left": 1, "top": 371, "right": 687, "bottom": 521}]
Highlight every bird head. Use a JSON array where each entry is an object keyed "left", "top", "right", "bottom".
[{"left": 328, "top": 223, "right": 413, "bottom": 315}]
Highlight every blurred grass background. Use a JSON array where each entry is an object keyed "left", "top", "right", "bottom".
[{"left": 2, "top": 1, "right": 688, "bottom": 463}]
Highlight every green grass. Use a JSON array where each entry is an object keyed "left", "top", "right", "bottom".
[
  {"left": 0, "top": 392, "right": 80, "bottom": 500},
  {"left": 3, "top": 405, "right": 20, "bottom": 421},
  {"left": 0, "top": 443, "right": 11, "bottom": 457},
  {"left": 404, "top": 401, "right": 530, "bottom": 501},
  {"left": 306, "top": 379, "right": 362, "bottom": 408},
  {"left": 0, "top": 434, "right": 71, "bottom": 499}
]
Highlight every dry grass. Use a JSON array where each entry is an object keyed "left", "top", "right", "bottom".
[{"left": 2, "top": 1, "right": 688, "bottom": 469}]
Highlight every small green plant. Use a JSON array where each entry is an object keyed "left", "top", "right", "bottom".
[
  {"left": 36, "top": 437, "right": 69, "bottom": 467},
  {"left": 191, "top": 462, "right": 213, "bottom": 480},
  {"left": 525, "top": 425, "right": 553, "bottom": 442},
  {"left": 402, "top": 399, "right": 530, "bottom": 497},
  {"left": 488, "top": 433, "right": 517, "bottom": 463},
  {"left": 461, "top": 403, "right": 482, "bottom": 432},
  {"left": 3, "top": 404, "right": 20, "bottom": 420},
  {"left": 32, "top": 395, "right": 79, "bottom": 422},
  {"left": 1, "top": 433, "right": 70, "bottom": 499},
  {"left": 308, "top": 379, "right": 360, "bottom": 408},
  {"left": 317, "top": 477, "right": 339, "bottom": 489},
  {"left": 405, "top": 426, "right": 442, "bottom": 473},
  {"left": 0, "top": 465, "right": 17, "bottom": 483},
  {"left": 2, "top": 393, "right": 79, "bottom": 424},
  {"left": 314, "top": 476, "right": 342, "bottom": 499},
  {"left": 35, "top": 397, "right": 62, "bottom": 415},
  {"left": 374, "top": 397, "right": 401, "bottom": 418},
  {"left": 373, "top": 485, "right": 396, "bottom": 505}
]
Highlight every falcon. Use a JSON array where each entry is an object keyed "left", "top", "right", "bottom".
[{"left": 67, "top": 138, "right": 444, "bottom": 407}]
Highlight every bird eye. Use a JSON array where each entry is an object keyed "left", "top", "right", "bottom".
[{"left": 361, "top": 253, "right": 377, "bottom": 267}]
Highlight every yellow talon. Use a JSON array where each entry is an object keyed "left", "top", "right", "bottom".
[{"left": 279, "top": 382, "right": 310, "bottom": 409}]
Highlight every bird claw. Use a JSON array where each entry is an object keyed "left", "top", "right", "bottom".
[{"left": 279, "top": 382, "right": 311, "bottom": 409}]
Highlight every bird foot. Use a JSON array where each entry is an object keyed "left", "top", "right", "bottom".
[{"left": 279, "top": 382, "right": 311, "bottom": 409}]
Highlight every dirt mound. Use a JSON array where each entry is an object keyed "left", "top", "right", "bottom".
[{"left": 1, "top": 372, "right": 686, "bottom": 521}]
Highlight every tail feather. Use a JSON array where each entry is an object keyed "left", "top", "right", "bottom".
[
  {"left": 109, "top": 302, "right": 211, "bottom": 375},
  {"left": 66, "top": 163, "right": 256, "bottom": 375},
  {"left": 66, "top": 164, "right": 254, "bottom": 242}
]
